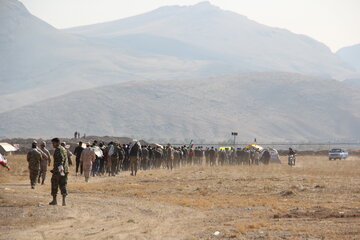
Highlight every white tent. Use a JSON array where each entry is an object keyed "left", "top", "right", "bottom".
[
  {"left": 0, "top": 143, "right": 18, "bottom": 155},
  {"left": 267, "top": 148, "right": 281, "bottom": 163},
  {"left": 247, "top": 143, "right": 281, "bottom": 164}
]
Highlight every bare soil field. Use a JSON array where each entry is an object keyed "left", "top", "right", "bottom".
[{"left": 1, "top": 155, "right": 360, "bottom": 240}]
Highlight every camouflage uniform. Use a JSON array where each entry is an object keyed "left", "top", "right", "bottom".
[
  {"left": 38, "top": 146, "right": 51, "bottom": 184},
  {"left": 66, "top": 149, "right": 73, "bottom": 166},
  {"left": 51, "top": 146, "right": 69, "bottom": 197},
  {"left": 27, "top": 148, "right": 42, "bottom": 188}
]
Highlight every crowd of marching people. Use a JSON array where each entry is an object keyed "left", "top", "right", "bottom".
[
  {"left": 11, "top": 138, "right": 277, "bottom": 205},
  {"left": 65, "top": 140, "right": 273, "bottom": 182},
  {"left": 4, "top": 139, "right": 275, "bottom": 186}
]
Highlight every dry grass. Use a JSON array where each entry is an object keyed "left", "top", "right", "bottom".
[
  {"left": 1, "top": 155, "right": 360, "bottom": 240},
  {"left": 0, "top": 154, "right": 29, "bottom": 183}
]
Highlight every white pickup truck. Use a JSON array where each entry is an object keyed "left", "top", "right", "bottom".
[{"left": 328, "top": 148, "right": 348, "bottom": 160}]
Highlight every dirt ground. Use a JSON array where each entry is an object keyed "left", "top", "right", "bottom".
[{"left": 1, "top": 155, "right": 359, "bottom": 240}]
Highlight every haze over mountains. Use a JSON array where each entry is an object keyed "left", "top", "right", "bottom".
[
  {"left": 337, "top": 44, "right": 360, "bottom": 72},
  {"left": 336, "top": 44, "right": 360, "bottom": 88},
  {"left": 1, "top": 72, "right": 360, "bottom": 142},
  {"left": 0, "top": 0, "right": 212, "bottom": 112},
  {"left": 1, "top": 0, "right": 360, "bottom": 141},
  {"left": 67, "top": 2, "right": 354, "bottom": 79}
]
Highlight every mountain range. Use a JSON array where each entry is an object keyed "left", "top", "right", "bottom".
[
  {"left": 0, "top": 0, "right": 212, "bottom": 113},
  {"left": 1, "top": 72, "right": 360, "bottom": 142},
  {"left": 67, "top": 1, "right": 355, "bottom": 79},
  {"left": 1, "top": 0, "right": 360, "bottom": 141}
]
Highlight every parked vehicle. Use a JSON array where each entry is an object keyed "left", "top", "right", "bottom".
[{"left": 329, "top": 148, "right": 348, "bottom": 160}]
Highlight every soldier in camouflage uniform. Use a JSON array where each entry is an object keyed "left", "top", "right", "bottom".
[
  {"left": 61, "top": 142, "right": 73, "bottom": 166},
  {"left": 49, "top": 138, "right": 69, "bottom": 206},
  {"left": 38, "top": 141, "right": 51, "bottom": 185},
  {"left": 27, "top": 141, "right": 42, "bottom": 189}
]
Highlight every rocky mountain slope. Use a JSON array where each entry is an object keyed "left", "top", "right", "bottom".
[{"left": 1, "top": 72, "right": 359, "bottom": 142}]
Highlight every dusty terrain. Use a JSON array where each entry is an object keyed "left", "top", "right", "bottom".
[{"left": 0, "top": 155, "right": 359, "bottom": 240}]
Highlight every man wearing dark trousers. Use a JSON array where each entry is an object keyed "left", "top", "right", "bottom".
[
  {"left": 49, "top": 138, "right": 69, "bottom": 206},
  {"left": 74, "top": 141, "right": 84, "bottom": 175}
]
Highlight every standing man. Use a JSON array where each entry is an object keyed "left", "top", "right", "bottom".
[
  {"left": 98, "top": 142, "right": 106, "bottom": 175},
  {"left": 49, "top": 138, "right": 69, "bottom": 206},
  {"left": 80, "top": 142, "right": 96, "bottom": 182},
  {"left": 38, "top": 141, "right": 51, "bottom": 185},
  {"left": 27, "top": 141, "right": 42, "bottom": 189},
  {"left": 91, "top": 141, "right": 100, "bottom": 176},
  {"left": 74, "top": 141, "right": 84, "bottom": 175},
  {"left": 61, "top": 142, "right": 73, "bottom": 166},
  {"left": 209, "top": 147, "right": 216, "bottom": 166},
  {"left": 254, "top": 149, "right": 260, "bottom": 165},
  {"left": 108, "top": 142, "right": 118, "bottom": 176},
  {"left": 261, "top": 149, "right": 271, "bottom": 165},
  {"left": 129, "top": 140, "right": 141, "bottom": 176},
  {"left": 166, "top": 144, "right": 174, "bottom": 170}
]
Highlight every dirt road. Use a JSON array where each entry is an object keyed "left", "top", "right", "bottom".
[{"left": 1, "top": 155, "right": 360, "bottom": 239}]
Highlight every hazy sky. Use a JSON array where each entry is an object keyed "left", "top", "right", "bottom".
[{"left": 21, "top": 0, "right": 360, "bottom": 51}]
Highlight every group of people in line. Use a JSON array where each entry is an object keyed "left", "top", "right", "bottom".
[
  {"left": 26, "top": 138, "right": 69, "bottom": 206},
  {"left": 26, "top": 139, "right": 276, "bottom": 187},
  {"left": 68, "top": 141, "right": 274, "bottom": 182},
  {"left": 2, "top": 137, "right": 294, "bottom": 207}
]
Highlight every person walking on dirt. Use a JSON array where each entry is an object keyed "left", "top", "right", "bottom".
[
  {"left": 99, "top": 142, "right": 106, "bottom": 175},
  {"left": 108, "top": 142, "right": 119, "bottom": 176},
  {"left": 49, "top": 138, "right": 69, "bottom": 206},
  {"left": 129, "top": 140, "right": 141, "bottom": 176},
  {"left": 74, "top": 141, "right": 84, "bottom": 175},
  {"left": 38, "top": 141, "right": 51, "bottom": 185},
  {"left": 61, "top": 142, "right": 73, "bottom": 166},
  {"left": 166, "top": 144, "right": 174, "bottom": 170},
  {"left": 80, "top": 143, "right": 96, "bottom": 182},
  {"left": 261, "top": 149, "right": 271, "bottom": 165},
  {"left": 254, "top": 149, "right": 260, "bottom": 165},
  {"left": 288, "top": 148, "right": 296, "bottom": 166},
  {"left": 27, "top": 141, "right": 42, "bottom": 189},
  {"left": 91, "top": 141, "right": 101, "bottom": 176},
  {"left": 209, "top": 147, "right": 216, "bottom": 166}
]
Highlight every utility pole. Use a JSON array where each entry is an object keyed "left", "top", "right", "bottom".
[{"left": 231, "top": 132, "right": 238, "bottom": 150}]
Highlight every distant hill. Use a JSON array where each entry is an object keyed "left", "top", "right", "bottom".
[
  {"left": 68, "top": 1, "right": 353, "bottom": 79},
  {"left": 0, "top": 0, "right": 212, "bottom": 113},
  {"left": 2, "top": 1, "right": 360, "bottom": 142},
  {"left": 1, "top": 72, "right": 360, "bottom": 142},
  {"left": 337, "top": 44, "right": 360, "bottom": 72},
  {"left": 1, "top": 0, "right": 357, "bottom": 114}
]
